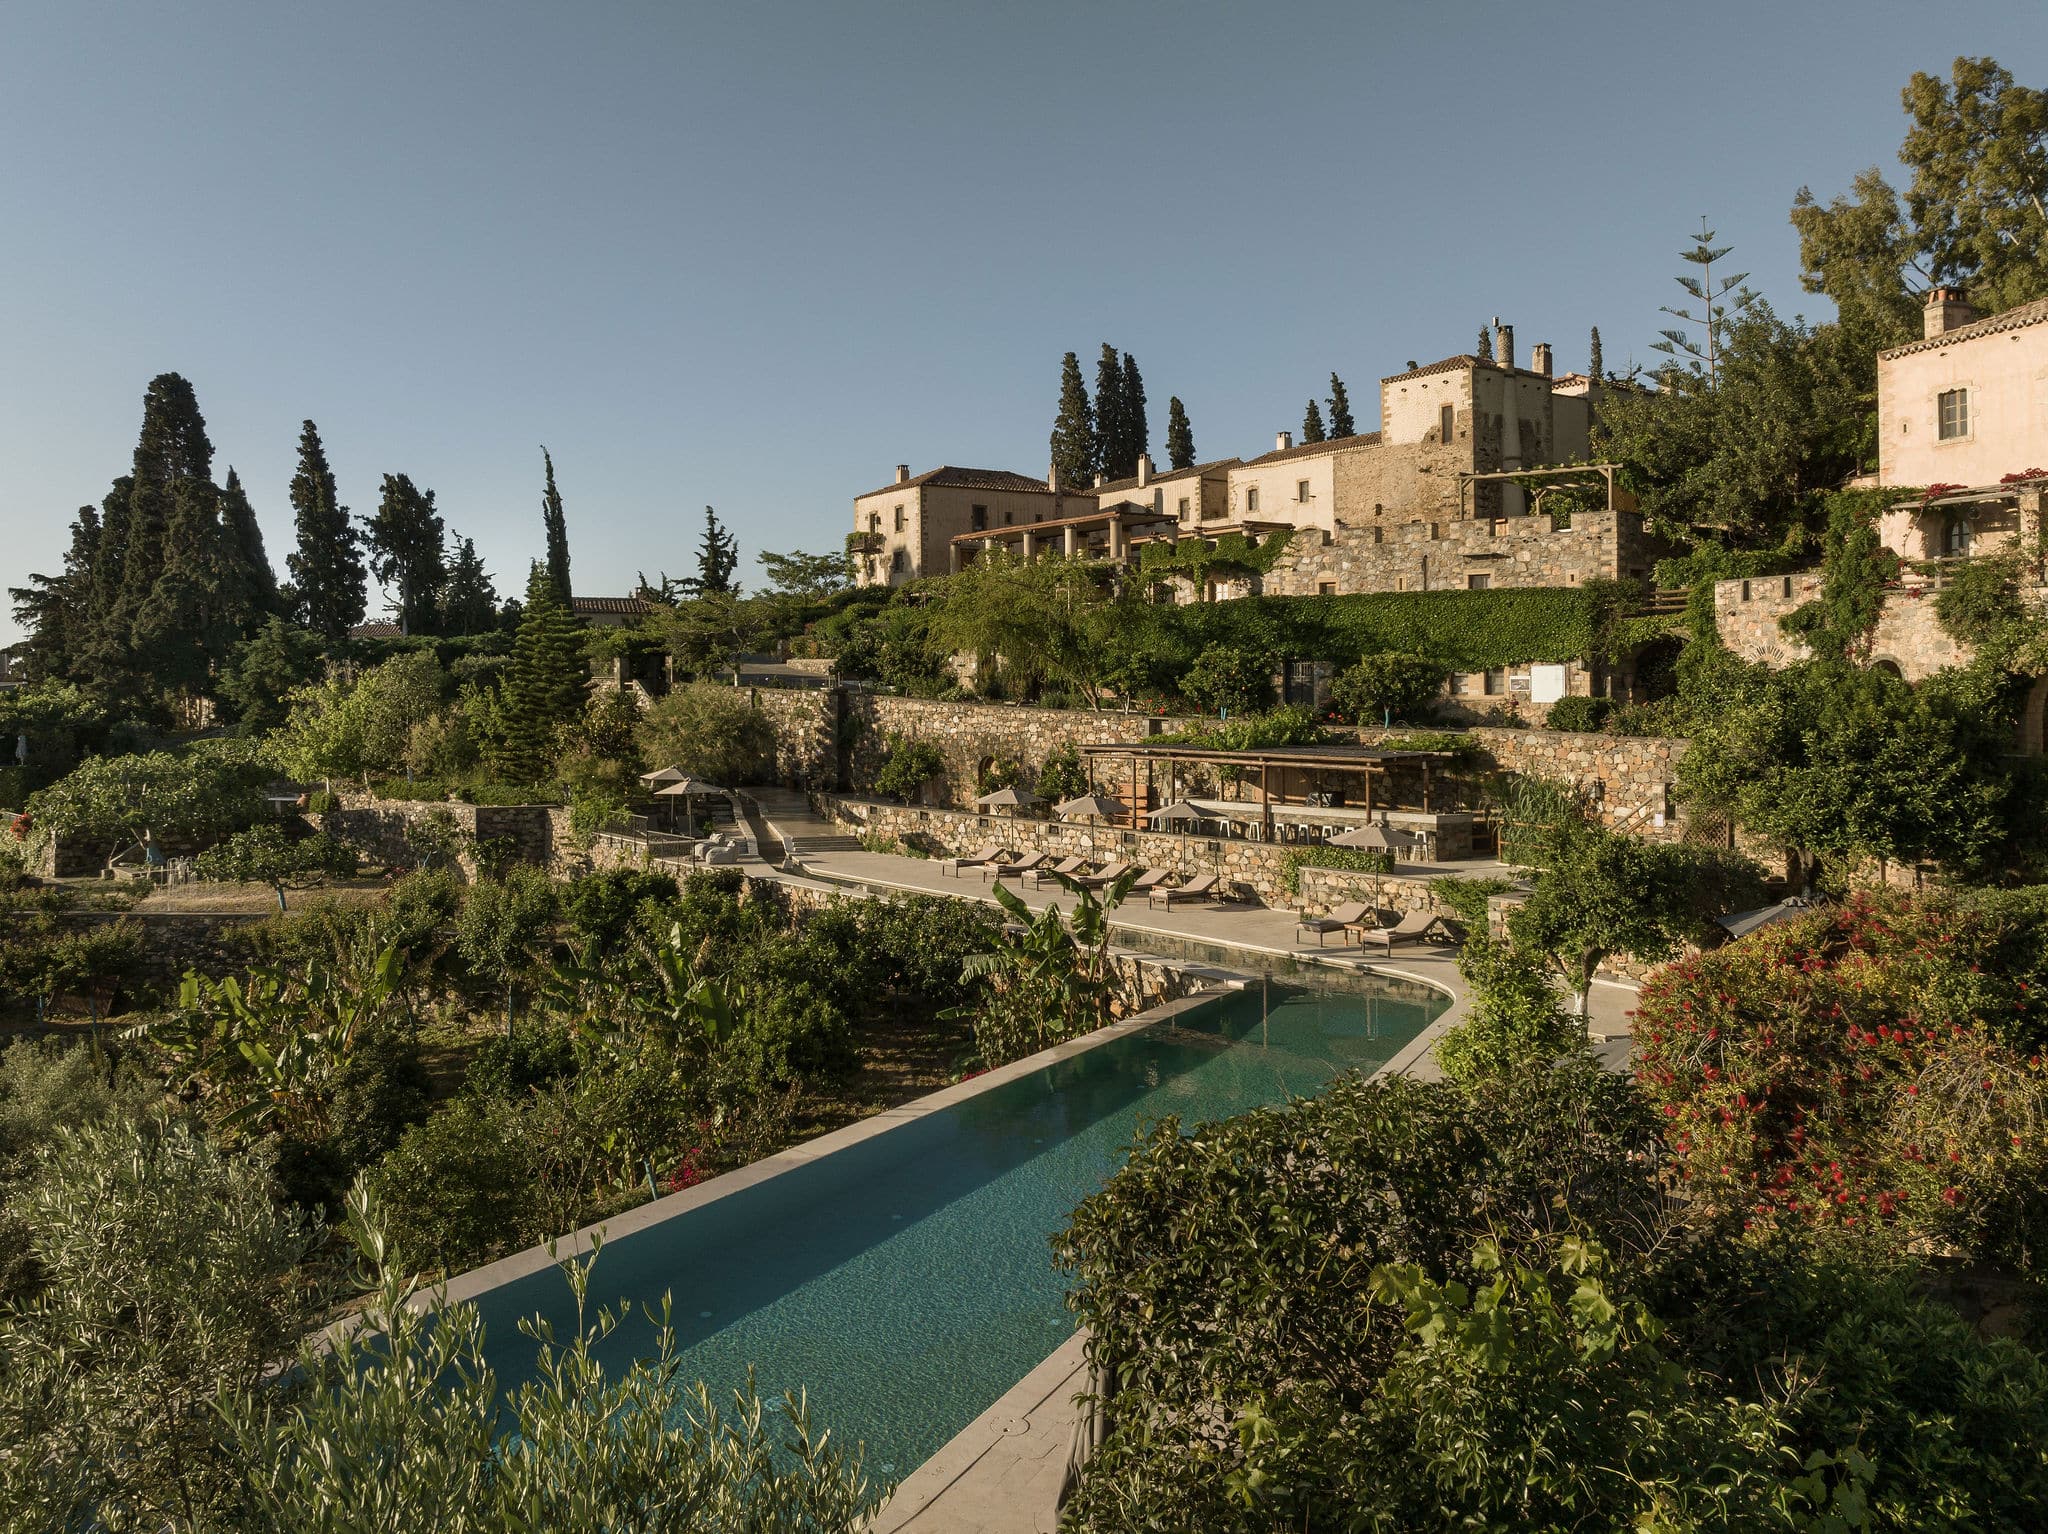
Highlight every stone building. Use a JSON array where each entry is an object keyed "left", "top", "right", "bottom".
[
  {"left": 1874, "top": 289, "right": 2048, "bottom": 563},
  {"left": 852, "top": 465, "right": 1099, "bottom": 586}
]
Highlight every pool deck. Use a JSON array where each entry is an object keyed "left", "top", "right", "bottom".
[{"left": 740, "top": 791, "right": 1639, "bottom": 1531}]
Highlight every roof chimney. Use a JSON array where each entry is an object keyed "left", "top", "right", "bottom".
[
  {"left": 1136, "top": 452, "right": 1152, "bottom": 487},
  {"left": 1494, "top": 323, "right": 1515, "bottom": 370},
  {"left": 1094, "top": 472, "right": 1106, "bottom": 488},
  {"left": 1276, "top": 430, "right": 1294, "bottom": 451},
  {"left": 1924, "top": 286, "right": 1979, "bottom": 340},
  {"left": 894, "top": 464, "right": 910, "bottom": 485},
  {"left": 1532, "top": 342, "right": 1552, "bottom": 378},
  {"left": 1047, "top": 461, "right": 1062, "bottom": 494}
]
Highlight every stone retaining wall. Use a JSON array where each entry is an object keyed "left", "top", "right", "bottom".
[
  {"left": 321, "top": 794, "right": 569, "bottom": 876},
  {"left": 1713, "top": 573, "right": 1971, "bottom": 683}
]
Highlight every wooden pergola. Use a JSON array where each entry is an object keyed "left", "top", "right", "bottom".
[{"left": 1076, "top": 740, "right": 1463, "bottom": 843}]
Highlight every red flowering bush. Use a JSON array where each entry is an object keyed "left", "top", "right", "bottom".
[{"left": 1633, "top": 893, "right": 2048, "bottom": 1269}]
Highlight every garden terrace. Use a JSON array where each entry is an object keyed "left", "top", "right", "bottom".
[{"left": 1075, "top": 740, "right": 1477, "bottom": 858}]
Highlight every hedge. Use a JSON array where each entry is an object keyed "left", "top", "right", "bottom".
[{"left": 1161, "top": 587, "right": 1612, "bottom": 671}]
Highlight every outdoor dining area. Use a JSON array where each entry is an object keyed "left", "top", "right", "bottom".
[{"left": 1054, "top": 740, "right": 1485, "bottom": 864}]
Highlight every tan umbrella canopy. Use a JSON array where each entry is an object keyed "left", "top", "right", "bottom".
[
  {"left": 1147, "top": 799, "right": 1206, "bottom": 826},
  {"left": 639, "top": 766, "right": 689, "bottom": 786},
  {"left": 974, "top": 786, "right": 1043, "bottom": 811},
  {"left": 1330, "top": 821, "right": 1421, "bottom": 853},
  {"left": 1056, "top": 793, "right": 1128, "bottom": 823},
  {"left": 654, "top": 777, "right": 723, "bottom": 797}
]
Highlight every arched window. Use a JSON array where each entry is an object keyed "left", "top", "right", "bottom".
[{"left": 1944, "top": 515, "right": 1972, "bottom": 557}]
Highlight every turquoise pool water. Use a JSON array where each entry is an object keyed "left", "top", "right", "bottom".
[{"left": 469, "top": 974, "right": 1445, "bottom": 1478}]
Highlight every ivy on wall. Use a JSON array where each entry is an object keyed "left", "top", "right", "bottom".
[{"left": 1163, "top": 586, "right": 1616, "bottom": 671}]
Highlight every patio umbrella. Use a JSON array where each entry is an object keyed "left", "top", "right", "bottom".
[
  {"left": 1056, "top": 793, "right": 1128, "bottom": 823},
  {"left": 1329, "top": 821, "right": 1421, "bottom": 853},
  {"left": 654, "top": 776, "right": 722, "bottom": 834},
  {"left": 1147, "top": 799, "right": 1206, "bottom": 826},
  {"left": 974, "top": 785, "right": 1042, "bottom": 812},
  {"left": 639, "top": 765, "right": 688, "bottom": 786}
]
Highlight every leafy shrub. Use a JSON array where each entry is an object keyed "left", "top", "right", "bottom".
[
  {"left": 25, "top": 744, "right": 268, "bottom": 848},
  {"left": 1328, "top": 651, "right": 1448, "bottom": 725},
  {"left": 1540, "top": 694, "right": 1613, "bottom": 732},
  {"left": 1433, "top": 932, "right": 1586, "bottom": 1088},
  {"left": 1179, "top": 643, "right": 1275, "bottom": 716},
  {"left": 1632, "top": 894, "right": 2048, "bottom": 1267},
  {"left": 872, "top": 734, "right": 944, "bottom": 803},
  {"left": 463, "top": 1020, "right": 581, "bottom": 1102},
  {"left": 1425, "top": 874, "right": 1514, "bottom": 927},
  {"left": 369, "top": 1095, "right": 541, "bottom": 1272},
  {"left": 1035, "top": 741, "right": 1089, "bottom": 805},
  {"left": 1278, "top": 845, "right": 1392, "bottom": 897},
  {"left": 192, "top": 823, "right": 360, "bottom": 903},
  {"left": 634, "top": 681, "right": 777, "bottom": 787}
]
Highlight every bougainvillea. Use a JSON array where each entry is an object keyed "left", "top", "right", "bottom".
[{"left": 1633, "top": 894, "right": 2048, "bottom": 1268}]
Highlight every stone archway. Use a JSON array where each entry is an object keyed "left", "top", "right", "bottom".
[
  {"left": 2018, "top": 676, "right": 2048, "bottom": 758},
  {"left": 1870, "top": 657, "right": 1905, "bottom": 681}
]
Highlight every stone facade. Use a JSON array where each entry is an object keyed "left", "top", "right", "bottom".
[
  {"left": 321, "top": 795, "right": 570, "bottom": 876},
  {"left": 854, "top": 467, "right": 1100, "bottom": 586},
  {"left": 1712, "top": 573, "right": 1972, "bottom": 682},
  {"left": 1262, "top": 507, "right": 1669, "bottom": 598}
]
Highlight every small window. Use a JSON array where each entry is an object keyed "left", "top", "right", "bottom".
[
  {"left": 867, "top": 512, "right": 880, "bottom": 533},
  {"left": 970, "top": 505, "right": 987, "bottom": 532},
  {"left": 1297, "top": 479, "right": 1311, "bottom": 503},
  {"left": 1741, "top": 579, "right": 1752, "bottom": 600},
  {"left": 1490, "top": 517, "right": 1508, "bottom": 536},
  {"left": 1002, "top": 510, "right": 1013, "bottom": 526},
  {"left": 890, "top": 549, "right": 907, "bottom": 574},
  {"left": 1782, "top": 576, "right": 1793, "bottom": 598},
  {"left": 1484, "top": 668, "right": 1505, "bottom": 696},
  {"left": 1317, "top": 580, "right": 1337, "bottom": 596},
  {"left": 1396, "top": 575, "right": 1407, "bottom": 591},
  {"left": 1246, "top": 486, "right": 1260, "bottom": 513},
  {"left": 893, "top": 505, "right": 905, "bottom": 532},
  {"left": 1372, "top": 526, "right": 1383, "bottom": 545},
  {"left": 1467, "top": 573, "right": 1490, "bottom": 590},
  {"left": 1177, "top": 496, "right": 1191, "bottom": 518},
  {"left": 1945, "top": 515, "right": 1973, "bottom": 556},
  {"left": 1440, "top": 404, "right": 1454, "bottom": 442},
  {"left": 1938, "top": 388, "right": 1968, "bottom": 440},
  {"left": 1428, "top": 523, "right": 1440, "bottom": 540}
]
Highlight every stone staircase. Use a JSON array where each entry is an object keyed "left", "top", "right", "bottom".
[{"left": 744, "top": 787, "right": 863, "bottom": 859}]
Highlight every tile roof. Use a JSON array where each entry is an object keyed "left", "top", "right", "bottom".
[
  {"left": 572, "top": 596, "right": 656, "bottom": 615},
  {"left": 855, "top": 465, "right": 1073, "bottom": 500},
  {"left": 1243, "top": 431, "right": 1383, "bottom": 467},
  {"left": 1087, "top": 457, "right": 1241, "bottom": 495},
  {"left": 1878, "top": 297, "right": 2048, "bottom": 359},
  {"left": 347, "top": 621, "right": 404, "bottom": 639},
  {"left": 1382, "top": 354, "right": 1485, "bottom": 382}
]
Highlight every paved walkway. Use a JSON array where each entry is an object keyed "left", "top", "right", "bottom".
[{"left": 737, "top": 790, "right": 1640, "bottom": 1530}]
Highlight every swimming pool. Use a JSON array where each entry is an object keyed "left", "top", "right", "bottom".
[{"left": 466, "top": 973, "right": 1446, "bottom": 1478}]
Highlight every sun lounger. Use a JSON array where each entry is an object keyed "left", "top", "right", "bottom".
[
  {"left": 989, "top": 852, "right": 1049, "bottom": 881},
  {"left": 1296, "top": 901, "right": 1371, "bottom": 947},
  {"left": 1070, "top": 859, "right": 1134, "bottom": 889},
  {"left": 1129, "top": 867, "right": 1173, "bottom": 894},
  {"left": 940, "top": 843, "right": 1005, "bottom": 877},
  {"left": 1026, "top": 855, "right": 1091, "bottom": 888},
  {"left": 1149, "top": 873, "right": 1222, "bottom": 908},
  {"left": 1349, "top": 910, "right": 1451, "bottom": 952}
]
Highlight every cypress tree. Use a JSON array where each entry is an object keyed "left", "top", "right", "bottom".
[
  {"left": 1121, "top": 352, "right": 1149, "bottom": 470},
  {"left": 1049, "top": 352, "right": 1095, "bottom": 488},
  {"left": 131, "top": 478, "right": 255, "bottom": 698},
  {"left": 1327, "top": 374, "right": 1356, "bottom": 438},
  {"left": 1302, "top": 400, "right": 1326, "bottom": 443},
  {"left": 1589, "top": 326, "right": 1604, "bottom": 381},
  {"left": 1477, "top": 326, "right": 1493, "bottom": 361},
  {"left": 219, "top": 468, "right": 280, "bottom": 617},
  {"left": 1164, "top": 397, "right": 1196, "bottom": 471},
  {"left": 496, "top": 560, "right": 588, "bottom": 784},
  {"left": 111, "top": 375, "right": 214, "bottom": 645},
  {"left": 1093, "top": 343, "right": 1127, "bottom": 479},
  {"left": 366, "top": 473, "right": 447, "bottom": 636},
  {"left": 287, "top": 420, "right": 367, "bottom": 640},
  {"left": 540, "top": 447, "right": 571, "bottom": 604},
  {"left": 692, "top": 506, "right": 739, "bottom": 596},
  {"left": 7, "top": 505, "right": 101, "bottom": 682},
  {"left": 440, "top": 535, "right": 499, "bottom": 636}
]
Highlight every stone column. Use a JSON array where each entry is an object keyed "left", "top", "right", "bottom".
[{"left": 1064, "top": 524, "right": 1078, "bottom": 557}]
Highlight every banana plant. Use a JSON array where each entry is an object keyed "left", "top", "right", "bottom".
[
  {"left": 554, "top": 922, "right": 739, "bottom": 1063},
  {"left": 960, "top": 870, "right": 1139, "bottom": 1044}
]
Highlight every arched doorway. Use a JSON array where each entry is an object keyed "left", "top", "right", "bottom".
[
  {"left": 1870, "top": 658, "right": 1905, "bottom": 681},
  {"left": 2018, "top": 676, "right": 2048, "bottom": 758}
]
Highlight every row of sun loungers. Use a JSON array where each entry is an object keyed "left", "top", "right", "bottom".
[
  {"left": 1294, "top": 902, "right": 1453, "bottom": 952},
  {"left": 935, "top": 847, "right": 1231, "bottom": 907}
]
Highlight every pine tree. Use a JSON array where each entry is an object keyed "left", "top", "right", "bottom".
[
  {"left": 1327, "top": 374, "right": 1356, "bottom": 439},
  {"left": 1164, "top": 397, "right": 1196, "bottom": 470},
  {"left": 7, "top": 505, "right": 101, "bottom": 682},
  {"left": 540, "top": 447, "right": 571, "bottom": 604},
  {"left": 366, "top": 473, "right": 446, "bottom": 636},
  {"left": 495, "top": 561, "right": 588, "bottom": 784},
  {"left": 691, "top": 506, "right": 739, "bottom": 596},
  {"left": 1093, "top": 343, "right": 1128, "bottom": 479},
  {"left": 440, "top": 536, "right": 499, "bottom": 635},
  {"left": 1589, "top": 327, "right": 1604, "bottom": 382},
  {"left": 1652, "top": 218, "right": 1757, "bottom": 384},
  {"left": 219, "top": 468, "right": 280, "bottom": 617},
  {"left": 1121, "top": 352, "right": 1149, "bottom": 470},
  {"left": 287, "top": 420, "right": 367, "bottom": 640},
  {"left": 1477, "top": 326, "right": 1493, "bottom": 361},
  {"left": 1302, "top": 400, "right": 1326, "bottom": 443},
  {"left": 1049, "top": 351, "right": 1095, "bottom": 488}
]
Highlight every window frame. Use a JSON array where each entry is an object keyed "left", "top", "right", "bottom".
[{"left": 1937, "top": 388, "right": 1969, "bottom": 441}]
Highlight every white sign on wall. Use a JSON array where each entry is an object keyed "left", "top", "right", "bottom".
[{"left": 1529, "top": 664, "right": 1568, "bottom": 704}]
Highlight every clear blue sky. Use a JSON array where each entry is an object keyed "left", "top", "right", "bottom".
[{"left": 4, "top": 1, "right": 2044, "bottom": 642}]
